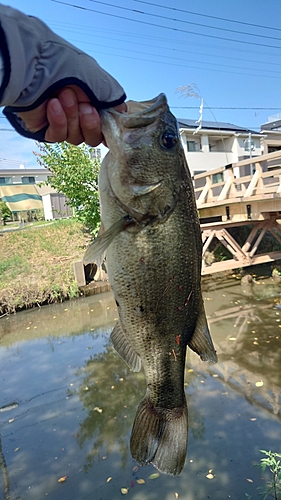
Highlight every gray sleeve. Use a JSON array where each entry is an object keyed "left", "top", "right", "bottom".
[
  {"left": 0, "top": 50, "right": 3, "bottom": 87},
  {"left": 0, "top": 4, "right": 126, "bottom": 140}
]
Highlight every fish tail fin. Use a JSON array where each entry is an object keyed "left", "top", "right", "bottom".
[
  {"left": 188, "top": 300, "right": 218, "bottom": 363},
  {"left": 130, "top": 396, "right": 188, "bottom": 476}
]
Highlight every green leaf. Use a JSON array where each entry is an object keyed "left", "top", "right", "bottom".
[
  {"left": 148, "top": 473, "right": 160, "bottom": 480},
  {"left": 33, "top": 142, "right": 100, "bottom": 233}
]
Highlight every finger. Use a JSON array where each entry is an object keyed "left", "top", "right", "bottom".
[
  {"left": 114, "top": 102, "right": 127, "bottom": 113},
  {"left": 45, "top": 98, "right": 67, "bottom": 142},
  {"left": 79, "top": 104, "right": 103, "bottom": 147},
  {"left": 18, "top": 101, "right": 48, "bottom": 133},
  {"left": 59, "top": 88, "right": 83, "bottom": 145}
]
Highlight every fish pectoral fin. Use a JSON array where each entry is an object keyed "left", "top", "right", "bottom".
[
  {"left": 188, "top": 304, "right": 218, "bottom": 363},
  {"left": 130, "top": 397, "right": 188, "bottom": 476},
  {"left": 83, "top": 216, "right": 133, "bottom": 265},
  {"left": 110, "top": 322, "right": 142, "bottom": 372}
]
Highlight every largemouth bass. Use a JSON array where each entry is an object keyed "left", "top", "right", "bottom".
[{"left": 84, "top": 93, "right": 217, "bottom": 475}]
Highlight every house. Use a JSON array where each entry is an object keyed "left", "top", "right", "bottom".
[
  {"left": 260, "top": 116, "right": 281, "bottom": 173},
  {"left": 0, "top": 167, "right": 52, "bottom": 186},
  {"left": 0, "top": 167, "right": 71, "bottom": 221},
  {"left": 35, "top": 184, "right": 72, "bottom": 220},
  {"left": 178, "top": 119, "right": 263, "bottom": 178}
]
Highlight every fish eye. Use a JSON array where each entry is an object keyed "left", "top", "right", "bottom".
[{"left": 160, "top": 130, "right": 178, "bottom": 149}]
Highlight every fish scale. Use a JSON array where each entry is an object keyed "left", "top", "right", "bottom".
[
  {"left": 108, "top": 193, "right": 198, "bottom": 409},
  {"left": 84, "top": 93, "right": 217, "bottom": 475}
]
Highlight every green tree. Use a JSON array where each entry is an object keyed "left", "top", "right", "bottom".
[
  {"left": 34, "top": 142, "right": 100, "bottom": 234},
  {"left": 0, "top": 200, "right": 12, "bottom": 225}
]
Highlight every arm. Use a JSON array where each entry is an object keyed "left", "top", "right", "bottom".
[
  {"left": 0, "top": 4, "right": 126, "bottom": 144},
  {"left": 0, "top": 49, "right": 3, "bottom": 86}
]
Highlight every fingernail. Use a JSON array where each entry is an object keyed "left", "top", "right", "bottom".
[
  {"left": 79, "top": 103, "right": 93, "bottom": 115},
  {"left": 50, "top": 99, "right": 62, "bottom": 115},
  {"left": 61, "top": 90, "right": 75, "bottom": 107}
]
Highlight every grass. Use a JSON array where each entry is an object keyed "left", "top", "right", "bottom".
[{"left": 0, "top": 219, "right": 91, "bottom": 315}]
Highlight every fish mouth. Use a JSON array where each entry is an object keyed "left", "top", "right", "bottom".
[{"left": 102, "top": 93, "right": 169, "bottom": 129}]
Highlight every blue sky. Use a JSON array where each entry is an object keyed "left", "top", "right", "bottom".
[{"left": 1, "top": 0, "right": 281, "bottom": 168}]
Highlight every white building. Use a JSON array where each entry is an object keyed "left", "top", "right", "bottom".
[
  {"left": 0, "top": 168, "right": 71, "bottom": 220},
  {"left": 0, "top": 168, "right": 52, "bottom": 186},
  {"left": 178, "top": 119, "right": 263, "bottom": 177},
  {"left": 260, "top": 115, "right": 281, "bottom": 159}
]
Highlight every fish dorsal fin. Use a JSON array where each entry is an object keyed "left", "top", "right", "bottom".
[
  {"left": 111, "top": 321, "right": 142, "bottom": 372},
  {"left": 83, "top": 216, "right": 133, "bottom": 265},
  {"left": 188, "top": 302, "right": 218, "bottom": 363}
]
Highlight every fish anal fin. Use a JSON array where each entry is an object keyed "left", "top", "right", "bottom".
[
  {"left": 130, "top": 397, "right": 188, "bottom": 476},
  {"left": 188, "top": 304, "right": 218, "bottom": 363},
  {"left": 111, "top": 322, "right": 141, "bottom": 372}
]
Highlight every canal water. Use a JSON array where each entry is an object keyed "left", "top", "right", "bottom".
[{"left": 0, "top": 274, "right": 281, "bottom": 500}]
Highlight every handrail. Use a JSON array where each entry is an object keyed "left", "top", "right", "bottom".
[{"left": 193, "top": 150, "right": 281, "bottom": 208}]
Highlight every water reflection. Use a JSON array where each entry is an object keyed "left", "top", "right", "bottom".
[
  {"left": 0, "top": 291, "right": 117, "bottom": 346},
  {"left": 74, "top": 343, "right": 146, "bottom": 471},
  {"left": 0, "top": 437, "right": 12, "bottom": 500},
  {"left": 74, "top": 344, "right": 206, "bottom": 474},
  {"left": 0, "top": 276, "right": 281, "bottom": 499},
  {"left": 201, "top": 275, "right": 281, "bottom": 419}
]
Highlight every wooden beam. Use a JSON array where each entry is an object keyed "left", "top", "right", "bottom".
[
  {"left": 243, "top": 163, "right": 262, "bottom": 198},
  {"left": 249, "top": 226, "right": 267, "bottom": 257},
  {"left": 242, "top": 223, "right": 262, "bottom": 253},
  {"left": 202, "top": 229, "right": 216, "bottom": 255},
  {"left": 197, "top": 176, "right": 211, "bottom": 205},
  {"left": 202, "top": 250, "right": 281, "bottom": 275},
  {"left": 217, "top": 175, "right": 233, "bottom": 201}
]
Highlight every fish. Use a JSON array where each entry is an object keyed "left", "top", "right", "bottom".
[{"left": 84, "top": 93, "right": 217, "bottom": 475}]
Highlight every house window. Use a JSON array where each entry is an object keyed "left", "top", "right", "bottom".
[
  {"left": 90, "top": 148, "right": 101, "bottom": 159},
  {"left": 186, "top": 141, "right": 197, "bottom": 152},
  {"left": 268, "top": 145, "right": 281, "bottom": 153},
  {"left": 212, "top": 173, "right": 224, "bottom": 184},
  {"left": 21, "top": 176, "right": 35, "bottom": 184},
  {"left": 0, "top": 177, "right": 12, "bottom": 185}
]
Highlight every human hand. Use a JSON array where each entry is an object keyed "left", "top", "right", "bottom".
[{"left": 17, "top": 86, "right": 126, "bottom": 146}]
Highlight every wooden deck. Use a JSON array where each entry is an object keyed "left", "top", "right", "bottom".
[{"left": 193, "top": 151, "right": 281, "bottom": 274}]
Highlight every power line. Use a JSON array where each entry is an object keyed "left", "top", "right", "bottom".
[
  {"left": 171, "top": 107, "right": 281, "bottom": 110},
  {"left": 131, "top": 0, "right": 281, "bottom": 34},
  {"left": 66, "top": 32, "right": 281, "bottom": 73},
  {"left": 0, "top": 157, "right": 29, "bottom": 163},
  {"left": 71, "top": 38, "right": 281, "bottom": 77},
  {"left": 88, "top": 0, "right": 281, "bottom": 43},
  {"left": 51, "top": 1, "right": 281, "bottom": 51},
  {"left": 86, "top": 48, "right": 281, "bottom": 79},
  {"left": 48, "top": 19, "right": 281, "bottom": 58},
  {"left": 46, "top": 17, "right": 281, "bottom": 83}
]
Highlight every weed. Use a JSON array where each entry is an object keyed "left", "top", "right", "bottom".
[
  {"left": 245, "top": 450, "right": 281, "bottom": 500},
  {"left": 258, "top": 450, "right": 281, "bottom": 500},
  {"left": 0, "top": 219, "right": 87, "bottom": 314}
]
